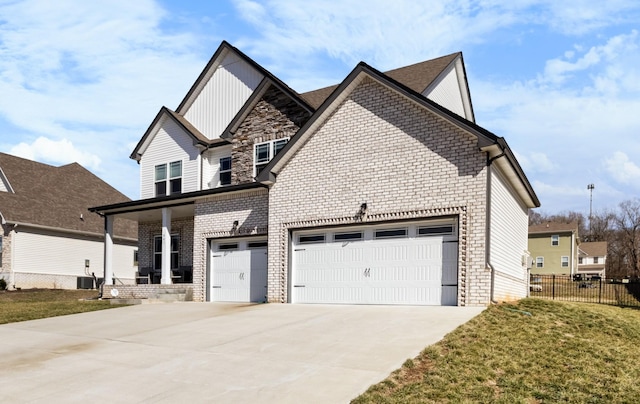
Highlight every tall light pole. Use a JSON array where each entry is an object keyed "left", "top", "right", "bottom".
[{"left": 587, "top": 183, "right": 595, "bottom": 236}]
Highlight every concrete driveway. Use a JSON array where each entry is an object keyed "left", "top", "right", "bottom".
[{"left": 0, "top": 303, "right": 484, "bottom": 403}]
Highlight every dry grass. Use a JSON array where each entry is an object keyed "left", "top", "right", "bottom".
[
  {"left": 0, "top": 289, "right": 118, "bottom": 324},
  {"left": 353, "top": 299, "right": 640, "bottom": 403}
]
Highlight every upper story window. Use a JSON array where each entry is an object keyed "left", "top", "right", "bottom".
[
  {"left": 561, "top": 256, "right": 569, "bottom": 267},
  {"left": 536, "top": 257, "right": 544, "bottom": 268},
  {"left": 219, "top": 157, "right": 232, "bottom": 186},
  {"left": 155, "top": 161, "right": 182, "bottom": 196},
  {"left": 578, "top": 257, "right": 583, "bottom": 264},
  {"left": 551, "top": 235, "right": 559, "bottom": 246},
  {"left": 594, "top": 256, "right": 599, "bottom": 264},
  {"left": 254, "top": 138, "right": 288, "bottom": 175}
]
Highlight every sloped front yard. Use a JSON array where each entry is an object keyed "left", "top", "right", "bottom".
[{"left": 354, "top": 299, "right": 640, "bottom": 403}]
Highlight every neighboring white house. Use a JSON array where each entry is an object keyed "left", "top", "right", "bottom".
[
  {"left": 0, "top": 153, "right": 138, "bottom": 289},
  {"left": 578, "top": 241, "right": 607, "bottom": 278},
  {"left": 91, "top": 41, "right": 540, "bottom": 306}
]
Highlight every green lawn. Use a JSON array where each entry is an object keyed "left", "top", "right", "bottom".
[
  {"left": 0, "top": 289, "right": 118, "bottom": 324},
  {"left": 353, "top": 299, "right": 640, "bottom": 403}
]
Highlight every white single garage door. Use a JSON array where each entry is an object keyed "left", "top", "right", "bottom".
[
  {"left": 208, "top": 238, "right": 268, "bottom": 302},
  {"left": 291, "top": 219, "right": 458, "bottom": 305}
]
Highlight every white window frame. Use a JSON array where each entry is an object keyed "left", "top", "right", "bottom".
[
  {"left": 155, "top": 160, "right": 182, "bottom": 196},
  {"left": 219, "top": 157, "right": 232, "bottom": 186},
  {"left": 578, "top": 257, "right": 583, "bottom": 264},
  {"left": 254, "top": 138, "right": 289, "bottom": 177},
  {"left": 561, "top": 256, "right": 569, "bottom": 267},
  {"left": 593, "top": 256, "right": 599, "bottom": 264},
  {"left": 551, "top": 235, "right": 559, "bottom": 246},
  {"left": 536, "top": 257, "right": 544, "bottom": 268}
]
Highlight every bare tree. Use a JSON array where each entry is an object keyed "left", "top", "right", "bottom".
[
  {"left": 585, "top": 210, "right": 615, "bottom": 243},
  {"left": 614, "top": 199, "right": 640, "bottom": 277}
]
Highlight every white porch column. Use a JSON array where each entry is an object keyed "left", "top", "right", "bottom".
[
  {"left": 104, "top": 215, "right": 114, "bottom": 286},
  {"left": 161, "top": 208, "right": 172, "bottom": 284}
]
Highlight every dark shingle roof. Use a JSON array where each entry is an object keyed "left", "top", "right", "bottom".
[
  {"left": 0, "top": 153, "right": 137, "bottom": 239},
  {"left": 300, "top": 53, "right": 460, "bottom": 109}
]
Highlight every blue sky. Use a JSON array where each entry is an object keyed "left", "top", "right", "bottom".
[{"left": 1, "top": 0, "right": 639, "bottom": 216}]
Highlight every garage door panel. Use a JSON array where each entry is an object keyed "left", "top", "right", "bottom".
[
  {"left": 292, "top": 220, "right": 459, "bottom": 306},
  {"left": 210, "top": 240, "right": 267, "bottom": 303}
]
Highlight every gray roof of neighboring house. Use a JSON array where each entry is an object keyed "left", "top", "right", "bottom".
[
  {"left": 300, "top": 53, "right": 461, "bottom": 109},
  {"left": 0, "top": 153, "right": 137, "bottom": 239},
  {"left": 580, "top": 241, "right": 608, "bottom": 256},
  {"left": 529, "top": 222, "right": 578, "bottom": 235}
]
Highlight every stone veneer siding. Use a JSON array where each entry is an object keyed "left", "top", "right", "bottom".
[
  {"left": 0, "top": 225, "right": 12, "bottom": 282},
  {"left": 267, "top": 77, "right": 490, "bottom": 306},
  {"left": 231, "top": 85, "right": 310, "bottom": 184},
  {"left": 138, "top": 218, "right": 194, "bottom": 270},
  {"left": 192, "top": 189, "right": 269, "bottom": 302}
]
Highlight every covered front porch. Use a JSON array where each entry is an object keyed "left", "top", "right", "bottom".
[{"left": 90, "top": 195, "right": 197, "bottom": 290}]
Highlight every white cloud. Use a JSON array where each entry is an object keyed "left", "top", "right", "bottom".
[
  {"left": 0, "top": 0, "right": 213, "bottom": 197},
  {"left": 514, "top": 151, "right": 556, "bottom": 174},
  {"left": 539, "top": 30, "right": 638, "bottom": 86},
  {"left": 10, "top": 137, "right": 101, "bottom": 170},
  {"left": 603, "top": 151, "right": 640, "bottom": 186}
]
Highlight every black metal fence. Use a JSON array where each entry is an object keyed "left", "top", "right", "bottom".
[{"left": 529, "top": 274, "right": 640, "bottom": 308}]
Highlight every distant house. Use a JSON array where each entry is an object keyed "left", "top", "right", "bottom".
[
  {"left": 90, "top": 41, "right": 540, "bottom": 306},
  {"left": 0, "top": 153, "right": 138, "bottom": 289},
  {"left": 528, "top": 222, "right": 579, "bottom": 276},
  {"left": 577, "top": 241, "right": 607, "bottom": 278}
]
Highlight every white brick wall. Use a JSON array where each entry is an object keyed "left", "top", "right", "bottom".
[
  {"left": 192, "top": 189, "right": 269, "bottom": 301},
  {"left": 267, "top": 78, "right": 490, "bottom": 306}
]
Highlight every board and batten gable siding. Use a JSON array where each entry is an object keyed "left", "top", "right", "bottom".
[
  {"left": 202, "top": 146, "right": 232, "bottom": 189},
  {"left": 267, "top": 77, "right": 490, "bottom": 306},
  {"left": 424, "top": 65, "right": 466, "bottom": 119},
  {"left": 183, "top": 52, "right": 264, "bottom": 140},
  {"left": 12, "top": 229, "right": 137, "bottom": 280},
  {"left": 489, "top": 166, "right": 529, "bottom": 301},
  {"left": 139, "top": 117, "right": 201, "bottom": 199}
]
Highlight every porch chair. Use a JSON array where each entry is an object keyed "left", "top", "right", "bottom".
[{"left": 136, "top": 267, "right": 152, "bottom": 284}]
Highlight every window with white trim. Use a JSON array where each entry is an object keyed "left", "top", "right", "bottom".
[
  {"left": 594, "top": 256, "right": 599, "bottom": 264},
  {"left": 578, "top": 257, "right": 583, "bottom": 264},
  {"left": 561, "top": 256, "right": 569, "bottom": 267},
  {"left": 155, "top": 161, "right": 182, "bottom": 196},
  {"left": 551, "top": 235, "right": 559, "bottom": 246},
  {"left": 536, "top": 257, "right": 544, "bottom": 268},
  {"left": 154, "top": 234, "right": 179, "bottom": 270},
  {"left": 254, "top": 138, "right": 288, "bottom": 175},
  {"left": 219, "top": 157, "right": 231, "bottom": 186}
]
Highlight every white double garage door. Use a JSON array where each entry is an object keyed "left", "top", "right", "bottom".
[{"left": 209, "top": 218, "right": 459, "bottom": 306}]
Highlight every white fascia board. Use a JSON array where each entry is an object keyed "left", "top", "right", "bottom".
[
  {"left": 0, "top": 167, "right": 15, "bottom": 193},
  {"left": 454, "top": 58, "right": 475, "bottom": 122}
]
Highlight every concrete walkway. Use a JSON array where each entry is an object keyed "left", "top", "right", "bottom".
[{"left": 0, "top": 303, "right": 484, "bottom": 403}]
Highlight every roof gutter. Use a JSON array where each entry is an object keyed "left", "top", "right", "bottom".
[{"left": 4, "top": 220, "right": 137, "bottom": 243}]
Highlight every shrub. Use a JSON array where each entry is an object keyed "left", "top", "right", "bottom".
[{"left": 0, "top": 278, "right": 6, "bottom": 290}]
